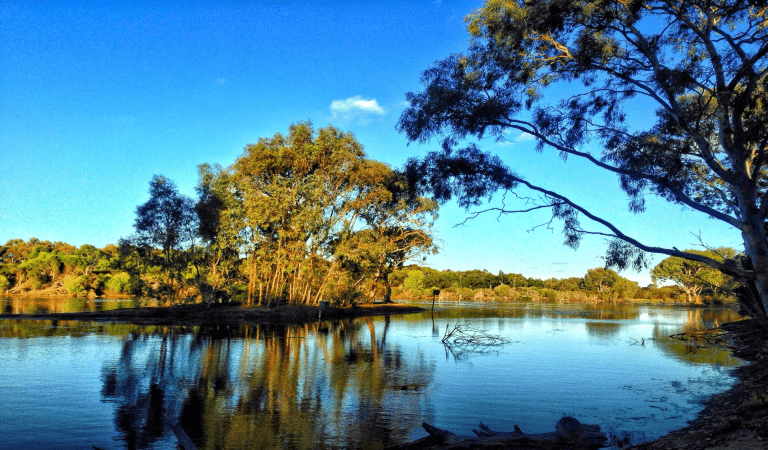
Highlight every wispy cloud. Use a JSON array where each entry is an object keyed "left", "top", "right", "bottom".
[
  {"left": 498, "top": 131, "right": 536, "bottom": 147},
  {"left": 330, "top": 96, "right": 386, "bottom": 122},
  {"left": 215, "top": 78, "right": 227, "bottom": 85}
]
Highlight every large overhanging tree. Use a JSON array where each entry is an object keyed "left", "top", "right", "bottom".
[{"left": 397, "top": 0, "right": 768, "bottom": 324}]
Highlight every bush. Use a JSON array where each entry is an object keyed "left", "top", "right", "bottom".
[
  {"left": 544, "top": 289, "right": 558, "bottom": 302},
  {"left": 0, "top": 275, "right": 9, "bottom": 292},
  {"left": 29, "top": 273, "right": 50, "bottom": 289},
  {"left": 105, "top": 272, "right": 132, "bottom": 293},
  {"left": 493, "top": 284, "right": 513, "bottom": 299},
  {"left": 403, "top": 270, "right": 426, "bottom": 292},
  {"left": 331, "top": 287, "right": 363, "bottom": 306},
  {"left": 64, "top": 275, "right": 87, "bottom": 294}
]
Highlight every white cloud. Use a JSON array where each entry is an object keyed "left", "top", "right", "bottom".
[
  {"left": 215, "top": 77, "right": 227, "bottom": 85},
  {"left": 498, "top": 131, "right": 536, "bottom": 147},
  {"left": 330, "top": 95, "right": 386, "bottom": 119}
]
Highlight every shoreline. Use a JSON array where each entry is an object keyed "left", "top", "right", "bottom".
[{"left": 0, "top": 302, "right": 426, "bottom": 327}]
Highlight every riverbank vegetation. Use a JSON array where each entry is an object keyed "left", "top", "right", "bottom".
[
  {"left": 0, "top": 233, "right": 740, "bottom": 307},
  {"left": 387, "top": 263, "right": 738, "bottom": 305}
]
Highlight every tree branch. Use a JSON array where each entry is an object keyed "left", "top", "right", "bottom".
[{"left": 498, "top": 173, "right": 752, "bottom": 279}]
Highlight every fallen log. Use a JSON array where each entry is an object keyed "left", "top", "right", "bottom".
[{"left": 390, "top": 416, "right": 607, "bottom": 449}]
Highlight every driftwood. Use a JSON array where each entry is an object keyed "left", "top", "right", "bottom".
[{"left": 391, "top": 416, "right": 607, "bottom": 449}]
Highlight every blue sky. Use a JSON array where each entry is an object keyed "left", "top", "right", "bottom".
[{"left": 0, "top": 1, "right": 743, "bottom": 286}]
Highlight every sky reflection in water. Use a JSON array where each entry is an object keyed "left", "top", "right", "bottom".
[{"left": 0, "top": 300, "right": 743, "bottom": 449}]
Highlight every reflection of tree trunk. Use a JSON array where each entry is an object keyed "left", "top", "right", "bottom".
[
  {"left": 367, "top": 318, "right": 379, "bottom": 360},
  {"left": 179, "top": 387, "right": 206, "bottom": 446},
  {"left": 380, "top": 315, "right": 390, "bottom": 350}
]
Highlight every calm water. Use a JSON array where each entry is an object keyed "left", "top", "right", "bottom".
[{"left": 0, "top": 298, "right": 743, "bottom": 449}]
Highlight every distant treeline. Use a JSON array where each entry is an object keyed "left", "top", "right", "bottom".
[
  {"left": 0, "top": 239, "right": 128, "bottom": 297},
  {"left": 386, "top": 265, "right": 709, "bottom": 304}
]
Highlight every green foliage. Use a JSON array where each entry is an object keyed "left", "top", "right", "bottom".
[
  {"left": 214, "top": 122, "right": 439, "bottom": 305},
  {"left": 126, "top": 175, "right": 198, "bottom": 296},
  {"left": 581, "top": 268, "right": 622, "bottom": 300},
  {"left": 403, "top": 270, "right": 426, "bottom": 293},
  {"left": 63, "top": 275, "right": 88, "bottom": 295},
  {"left": 652, "top": 248, "right": 738, "bottom": 303},
  {"left": 492, "top": 283, "right": 513, "bottom": 299},
  {"left": 29, "top": 274, "right": 47, "bottom": 289},
  {"left": 0, "top": 274, "right": 9, "bottom": 292},
  {"left": 398, "top": 0, "right": 768, "bottom": 322},
  {"left": 105, "top": 272, "right": 132, "bottom": 293}
]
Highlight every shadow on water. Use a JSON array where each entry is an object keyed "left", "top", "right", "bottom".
[{"left": 98, "top": 317, "right": 435, "bottom": 450}]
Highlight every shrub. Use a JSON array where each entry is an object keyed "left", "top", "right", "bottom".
[
  {"left": 29, "top": 273, "right": 50, "bottom": 289},
  {"left": 403, "top": 270, "right": 426, "bottom": 292},
  {"left": 493, "top": 284, "right": 513, "bottom": 299},
  {"left": 0, "top": 275, "right": 9, "bottom": 292},
  {"left": 105, "top": 272, "right": 132, "bottom": 293},
  {"left": 332, "top": 287, "right": 363, "bottom": 306},
  {"left": 64, "top": 275, "right": 88, "bottom": 295}
]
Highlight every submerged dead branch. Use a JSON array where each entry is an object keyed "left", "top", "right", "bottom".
[
  {"left": 440, "top": 324, "right": 511, "bottom": 361},
  {"left": 441, "top": 323, "right": 509, "bottom": 346}
]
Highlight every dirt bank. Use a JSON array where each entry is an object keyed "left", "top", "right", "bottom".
[{"left": 1, "top": 302, "right": 425, "bottom": 326}]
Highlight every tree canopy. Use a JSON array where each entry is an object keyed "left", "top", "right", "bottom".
[
  {"left": 198, "top": 122, "right": 438, "bottom": 305},
  {"left": 124, "top": 175, "right": 198, "bottom": 295},
  {"left": 398, "top": 0, "right": 768, "bottom": 324},
  {"left": 652, "top": 247, "right": 738, "bottom": 303}
]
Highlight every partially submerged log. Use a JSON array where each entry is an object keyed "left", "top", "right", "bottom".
[{"left": 392, "top": 416, "right": 607, "bottom": 449}]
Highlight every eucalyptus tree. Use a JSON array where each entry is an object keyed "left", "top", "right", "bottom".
[
  {"left": 230, "top": 122, "right": 437, "bottom": 305},
  {"left": 652, "top": 247, "right": 738, "bottom": 303},
  {"left": 398, "top": 1, "right": 768, "bottom": 324},
  {"left": 127, "top": 175, "right": 198, "bottom": 295},
  {"left": 580, "top": 267, "right": 639, "bottom": 300},
  {"left": 195, "top": 163, "right": 248, "bottom": 300},
  {"left": 344, "top": 169, "right": 439, "bottom": 302}
]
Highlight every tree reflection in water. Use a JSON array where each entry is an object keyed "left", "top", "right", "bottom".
[{"left": 101, "top": 317, "right": 435, "bottom": 449}]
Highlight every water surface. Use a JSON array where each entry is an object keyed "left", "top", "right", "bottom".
[{"left": 0, "top": 298, "right": 742, "bottom": 449}]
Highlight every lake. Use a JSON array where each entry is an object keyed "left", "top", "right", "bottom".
[{"left": 0, "top": 298, "right": 743, "bottom": 449}]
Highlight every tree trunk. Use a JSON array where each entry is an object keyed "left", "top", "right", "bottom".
[{"left": 740, "top": 223, "right": 768, "bottom": 325}]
